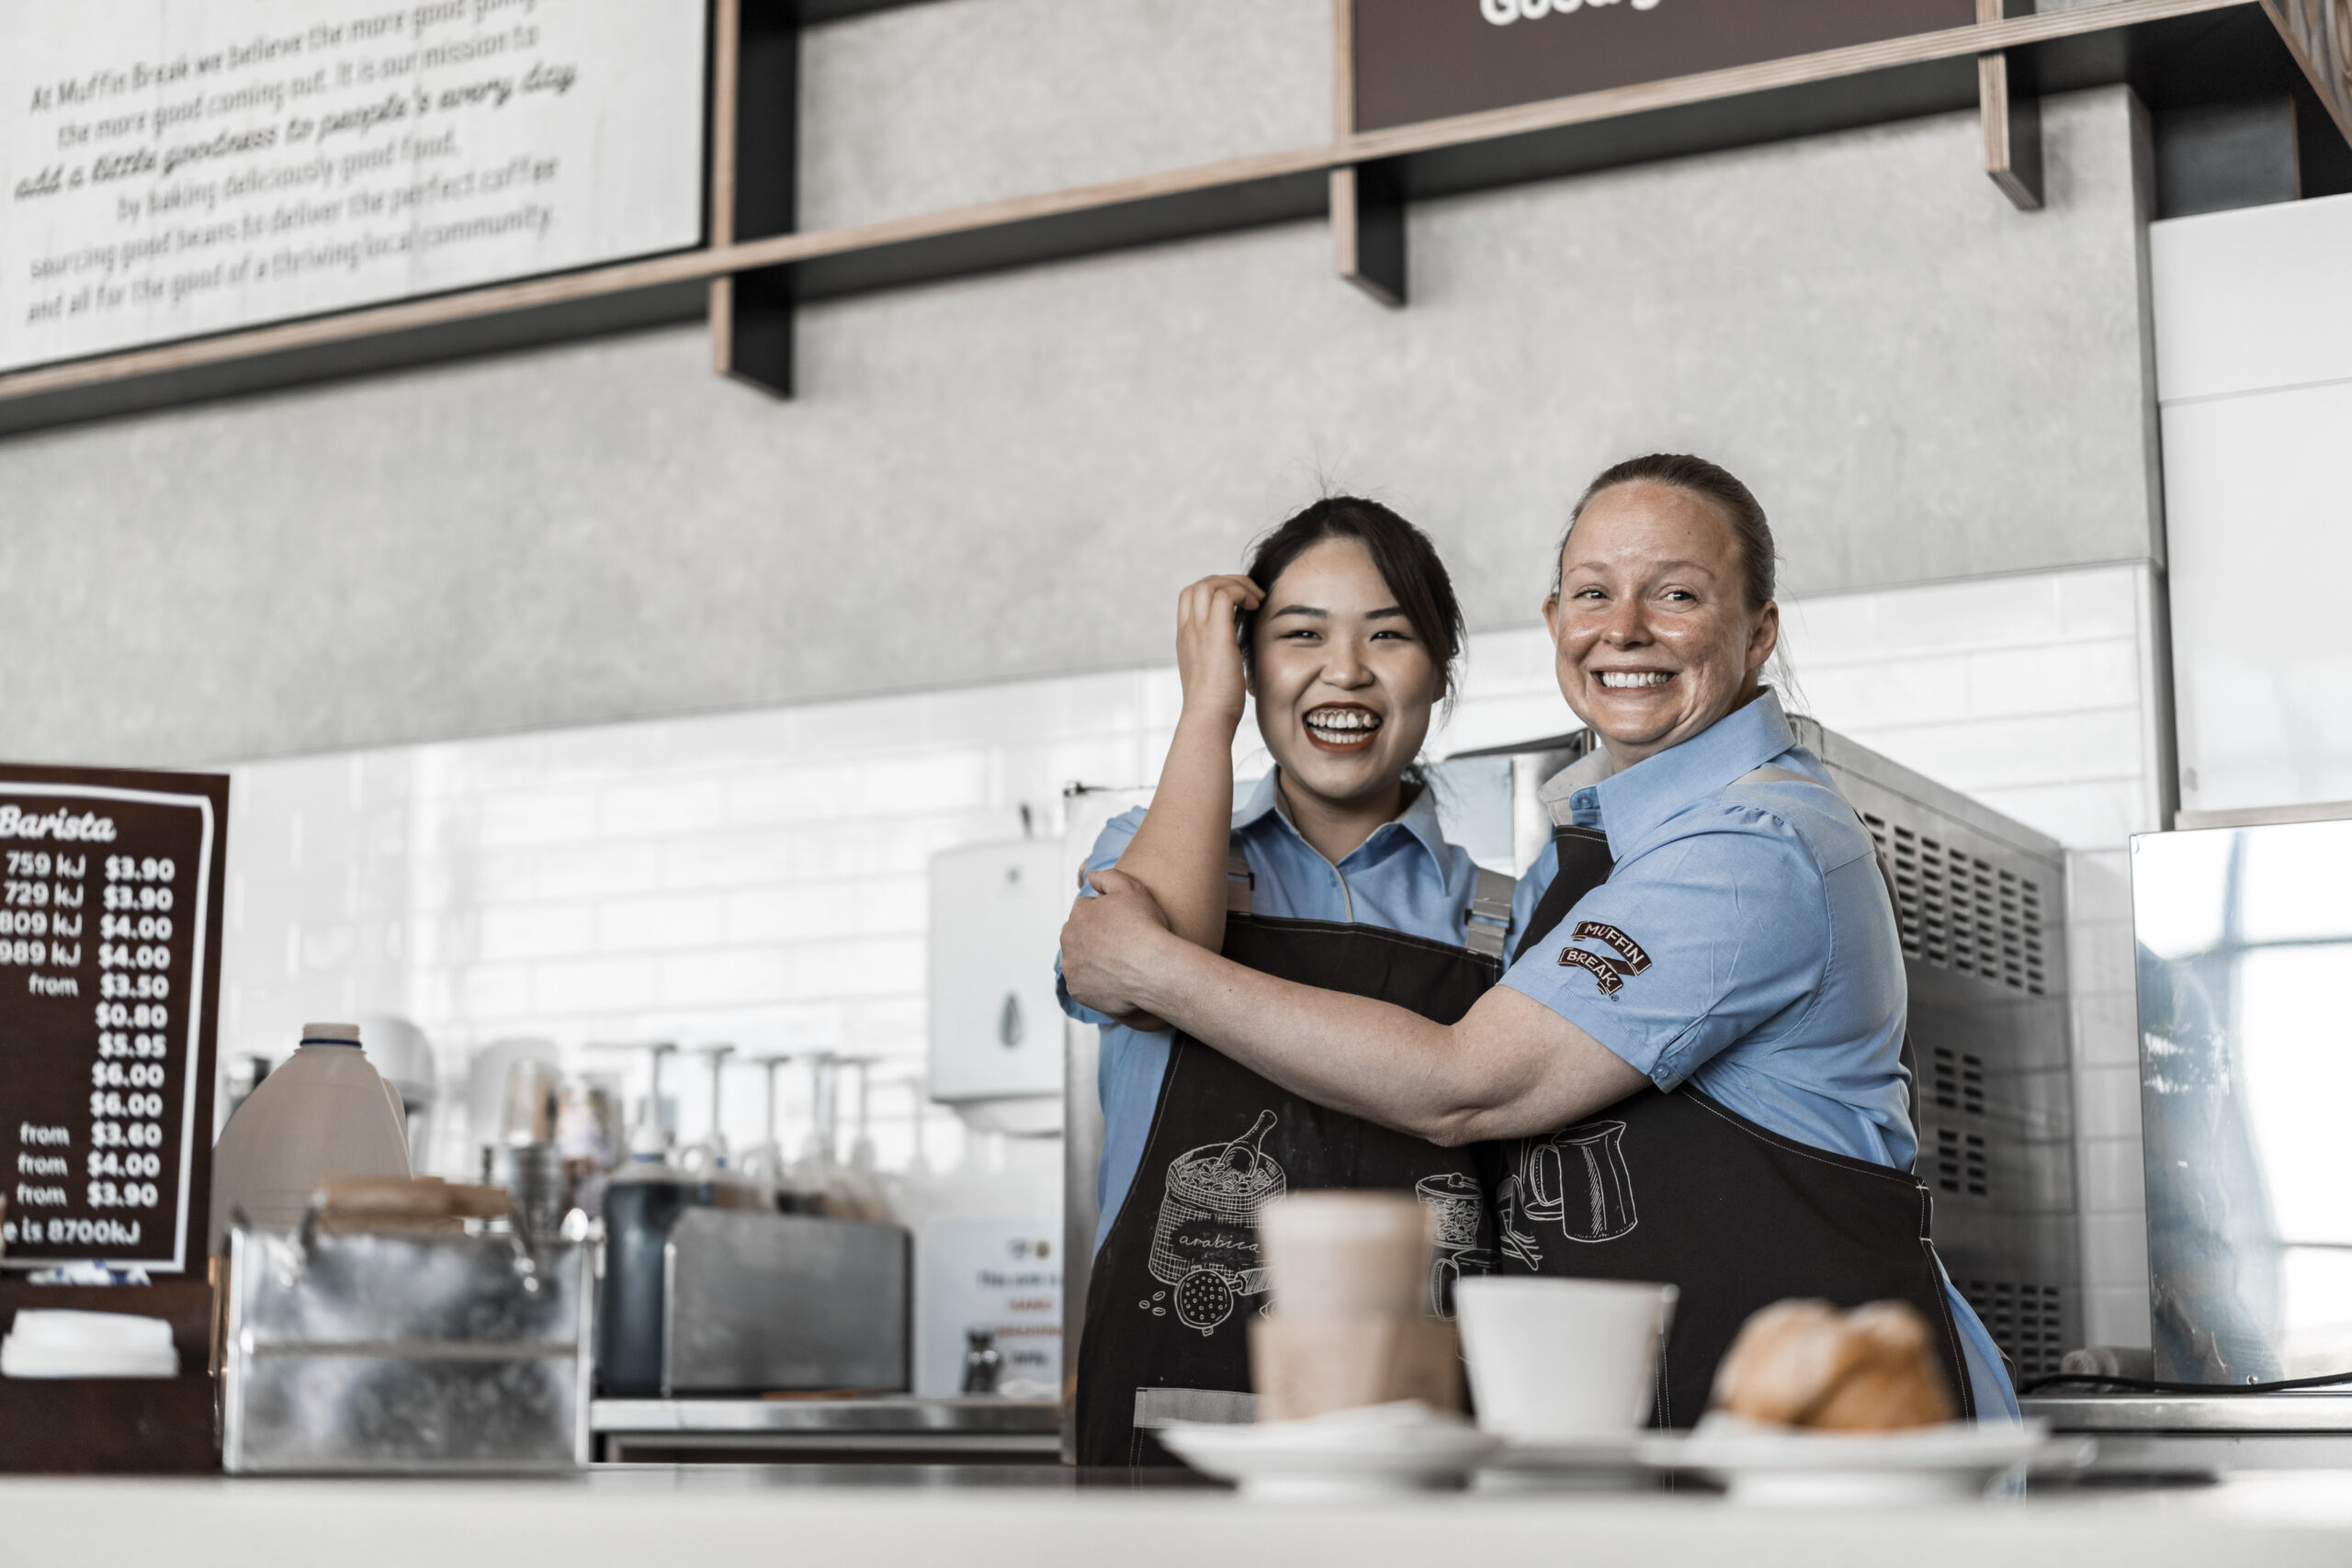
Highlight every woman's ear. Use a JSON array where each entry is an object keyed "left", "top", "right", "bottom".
[{"left": 1747, "top": 601, "right": 1781, "bottom": 675}]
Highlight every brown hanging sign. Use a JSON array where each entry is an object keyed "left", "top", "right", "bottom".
[{"left": 1349, "top": 0, "right": 1980, "bottom": 133}]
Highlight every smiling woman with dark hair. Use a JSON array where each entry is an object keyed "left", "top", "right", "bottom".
[
  {"left": 1063, "top": 457, "right": 2021, "bottom": 1428},
  {"left": 1056, "top": 496, "right": 1518, "bottom": 1467}
]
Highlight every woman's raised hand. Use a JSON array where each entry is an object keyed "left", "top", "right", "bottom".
[
  {"left": 1117, "top": 574, "right": 1260, "bottom": 959},
  {"left": 1174, "top": 574, "right": 1263, "bottom": 730}
]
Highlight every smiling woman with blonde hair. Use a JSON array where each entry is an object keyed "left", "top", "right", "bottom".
[
  {"left": 1057, "top": 496, "right": 1519, "bottom": 1467},
  {"left": 1063, "top": 455, "right": 2020, "bottom": 1427}
]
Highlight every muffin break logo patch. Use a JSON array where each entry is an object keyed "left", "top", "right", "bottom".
[{"left": 1558, "top": 920, "right": 1651, "bottom": 996}]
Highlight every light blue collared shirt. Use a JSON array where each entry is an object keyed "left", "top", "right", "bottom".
[
  {"left": 1504, "top": 691, "right": 2020, "bottom": 1420},
  {"left": 1057, "top": 771, "right": 1503, "bottom": 1252}
]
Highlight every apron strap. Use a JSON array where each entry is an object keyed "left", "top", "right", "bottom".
[{"left": 1465, "top": 866, "right": 1513, "bottom": 960}]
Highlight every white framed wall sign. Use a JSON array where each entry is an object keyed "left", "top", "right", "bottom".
[{"left": 1, "top": 0, "right": 707, "bottom": 373}]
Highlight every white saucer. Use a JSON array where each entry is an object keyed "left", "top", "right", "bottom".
[
  {"left": 1638, "top": 1416, "right": 2097, "bottom": 1504},
  {"left": 1476, "top": 1431, "right": 1653, "bottom": 1490},
  {"left": 1157, "top": 1404, "right": 1501, "bottom": 1499}
]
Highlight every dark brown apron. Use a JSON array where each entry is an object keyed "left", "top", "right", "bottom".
[
  {"left": 1480, "top": 824, "right": 1973, "bottom": 1426},
  {"left": 1074, "top": 905, "right": 1505, "bottom": 1467}
]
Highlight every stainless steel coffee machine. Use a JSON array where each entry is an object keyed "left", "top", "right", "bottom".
[
  {"left": 591, "top": 1041, "right": 914, "bottom": 1399},
  {"left": 599, "top": 1176, "right": 910, "bottom": 1397}
]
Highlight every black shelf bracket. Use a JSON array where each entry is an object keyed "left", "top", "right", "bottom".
[
  {"left": 1332, "top": 161, "right": 1408, "bottom": 309},
  {"left": 715, "top": 0, "right": 801, "bottom": 398}
]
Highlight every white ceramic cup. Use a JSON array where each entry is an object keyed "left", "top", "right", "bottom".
[
  {"left": 1454, "top": 1277, "right": 1679, "bottom": 1436},
  {"left": 1257, "top": 1190, "right": 1431, "bottom": 1318}
]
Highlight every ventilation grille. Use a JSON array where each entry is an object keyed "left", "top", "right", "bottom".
[
  {"left": 1864, "top": 815, "right": 2047, "bottom": 994},
  {"left": 1962, "top": 1279, "right": 2069, "bottom": 1382},
  {"left": 1929, "top": 1045, "right": 1986, "bottom": 1116},
  {"left": 1936, "top": 1127, "right": 1989, "bottom": 1198}
]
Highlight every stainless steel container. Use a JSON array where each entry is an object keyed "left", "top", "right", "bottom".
[
  {"left": 222, "top": 1220, "right": 593, "bottom": 1472},
  {"left": 493, "top": 1140, "right": 570, "bottom": 1238}
]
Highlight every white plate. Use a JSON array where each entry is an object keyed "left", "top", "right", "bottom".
[
  {"left": 1157, "top": 1408, "right": 1501, "bottom": 1499},
  {"left": 1476, "top": 1431, "right": 1654, "bottom": 1491},
  {"left": 1637, "top": 1417, "right": 2097, "bottom": 1504}
]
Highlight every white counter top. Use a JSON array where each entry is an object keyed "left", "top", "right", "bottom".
[{"left": 11, "top": 1465, "right": 2352, "bottom": 1568}]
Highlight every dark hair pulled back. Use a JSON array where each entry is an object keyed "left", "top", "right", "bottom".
[
  {"left": 1554, "top": 454, "right": 1777, "bottom": 613},
  {"left": 1240, "top": 496, "right": 1465, "bottom": 700}
]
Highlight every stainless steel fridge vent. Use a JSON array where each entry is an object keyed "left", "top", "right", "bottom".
[
  {"left": 1864, "top": 815, "right": 2048, "bottom": 995},
  {"left": 1937, "top": 1127, "right": 1990, "bottom": 1198},
  {"left": 1961, "top": 1279, "right": 2068, "bottom": 1381},
  {"left": 1929, "top": 1045, "right": 1987, "bottom": 1116}
]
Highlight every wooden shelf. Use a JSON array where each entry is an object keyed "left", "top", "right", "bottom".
[
  {"left": 0, "top": 276, "right": 707, "bottom": 438},
  {"left": 0, "top": 0, "right": 2336, "bottom": 432}
]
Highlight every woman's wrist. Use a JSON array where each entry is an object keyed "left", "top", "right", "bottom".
[
  {"left": 1118, "top": 919, "right": 1193, "bottom": 1023},
  {"left": 1173, "top": 694, "right": 1246, "bottom": 739}
]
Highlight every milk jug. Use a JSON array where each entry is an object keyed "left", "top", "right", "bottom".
[{"left": 209, "top": 1021, "right": 413, "bottom": 1251}]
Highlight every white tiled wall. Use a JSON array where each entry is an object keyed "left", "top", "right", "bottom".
[
  {"left": 224, "top": 561, "right": 2164, "bottom": 1346},
  {"left": 222, "top": 670, "right": 1197, "bottom": 1179}
]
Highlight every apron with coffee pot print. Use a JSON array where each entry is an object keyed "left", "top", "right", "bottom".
[
  {"left": 1074, "top": 844, "right": 1514, "bottom": 1468},
  {"left": 1480, "top": 821, "right": 1974, "bottom": 1427}
]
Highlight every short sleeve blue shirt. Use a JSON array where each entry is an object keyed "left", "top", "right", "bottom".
[
  {"left": 1057, "top": 772, "right": 1504, "bottom": 1253},
  {"left": 1503, "top": 691, "right": 2018, "bottom": 1419},
  {"left": 1503, "top": 692, "right": 1915, "bottom": 1168}
]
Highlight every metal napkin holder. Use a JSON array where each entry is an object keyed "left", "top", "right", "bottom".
[{"left": 221, "top": 1211, "right": 594, "bottom": 1472}]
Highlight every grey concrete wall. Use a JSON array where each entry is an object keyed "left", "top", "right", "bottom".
[
  {"left": 0, "top": 69, "right": 2160, "bottom": 766},
  {"left": 799, "top": 0, "right": 1332, "bottom": 229}
]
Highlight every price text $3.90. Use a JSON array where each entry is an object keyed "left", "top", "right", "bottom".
[{"left": 85, "top": 854, "right": 178, "bottom": 1212}]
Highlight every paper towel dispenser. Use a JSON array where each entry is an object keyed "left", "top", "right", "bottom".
[{"left": 927, "top": 838, "right": 1067, "bottom": 1131}]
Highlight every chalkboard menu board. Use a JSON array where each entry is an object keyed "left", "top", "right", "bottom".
[
  {"left": 0, "top": 0, "right": 707, "bottom": 374},
  {"left": 0, "top": 765, "right": 227, "bottom": 1275}
]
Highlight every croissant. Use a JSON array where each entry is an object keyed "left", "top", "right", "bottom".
[{"left": 1713, "top": 1299, "right": 1956, "bottom": 1430}]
